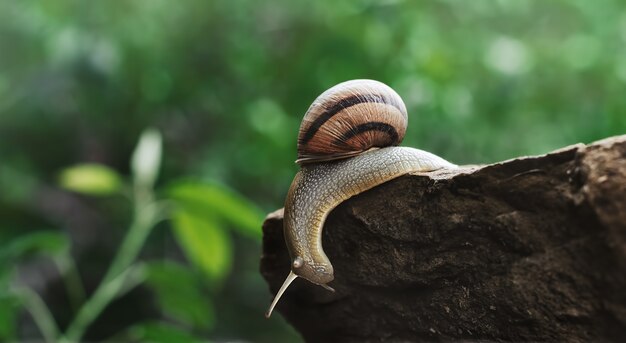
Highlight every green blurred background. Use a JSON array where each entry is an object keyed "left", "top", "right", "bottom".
[{"left": 0, "top": 0, "right": 625, "bottom": 342}]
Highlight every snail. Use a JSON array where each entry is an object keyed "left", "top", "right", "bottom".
[{"left": 265, "top": 79, "right": 456, "bottom": 318}]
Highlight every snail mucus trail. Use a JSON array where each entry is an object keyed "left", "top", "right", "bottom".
[{"left": 265, "top": 79, "right": 457, "bottom": 318}]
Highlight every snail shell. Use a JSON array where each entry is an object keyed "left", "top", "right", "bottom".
[{"left": 296, "top": 79, "right": 408, "bottom": 164}]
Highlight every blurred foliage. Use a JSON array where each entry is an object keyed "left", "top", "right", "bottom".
[
  {"left": 127, "top": 321, "right": 204, "bottom": 343},
  {"left": 58, "top": 164, "right": 123, "bottom": 196},
  {"left": 0, "top": 0, "right": 625, "bottom": 341},
  {"left": 171, "top": 209, "right": 233, "bottom": 282},
  {"left": 167, "top": 181, "right": 264, "bottom": 239},
  {"left": 144, "top": 261, "right": 215, "bottom": 331}
]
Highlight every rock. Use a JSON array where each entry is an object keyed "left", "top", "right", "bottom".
[{"left": 260, "top": 135, "right": 626, "bottom": 342}]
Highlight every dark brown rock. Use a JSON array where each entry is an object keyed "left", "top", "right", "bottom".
[{"left": 261, "top": 135, "right": 626, "bottom": 342}]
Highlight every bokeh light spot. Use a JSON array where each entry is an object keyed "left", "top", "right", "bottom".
[{"left": 484, "top": 36, "right": 532, "bottom": 75}]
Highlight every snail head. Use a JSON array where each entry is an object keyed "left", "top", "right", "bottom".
[{"left": 265, "top": 256, "right": 334, "bottom": 318}]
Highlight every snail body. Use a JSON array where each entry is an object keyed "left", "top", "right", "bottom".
[{"left": 266, "top": 80, "right": 456, "bottom": 318}]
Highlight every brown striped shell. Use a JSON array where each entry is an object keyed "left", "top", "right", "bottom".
[{"left": 296, "top": 79, "right": 408, "bottom": 164}]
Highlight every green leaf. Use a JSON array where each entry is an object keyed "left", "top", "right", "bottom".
[
  {"left": 58, "top": 164, "right": 123, "bottom": 196},
  {"left": 171, "top": 210, "right": 232, "bottom": 282},
  {"left": 0, "top": 294, "right": 19, "bottom": 341},
  {"left": 128, "top": 321, "right": 204, "bottom": 343},
  {"left": 1, "top": 231, "right": 69, "bottom": 263},
  {"left": 167, "top": 181, "right": 264, "bottom": 239},
  {"left": 131, "top": 128, "right": 162, "bottom": 188},
  {"left": 144, "top": 261, "right": 214, "bottom": 329}
]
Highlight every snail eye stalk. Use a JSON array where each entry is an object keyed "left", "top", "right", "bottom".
[{"left": 265, "top": 271, "right": 298, "bottom": 318}]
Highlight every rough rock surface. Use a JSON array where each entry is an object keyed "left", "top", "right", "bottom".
[{"left": 260, "top": 135, "right": 626, "bottom": 342}]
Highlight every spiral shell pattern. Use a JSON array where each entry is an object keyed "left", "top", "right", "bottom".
[{"left": 296, "top": 79, "right": 408, "bottom": 164}]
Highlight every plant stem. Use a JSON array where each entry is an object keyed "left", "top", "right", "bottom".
[
  {"left": 59, "top": 188, "right": 158, "bottom": 343},
  {"left": 16, "top": 287, "right": 60, "bottom": 343},
  {"left": 55, "top": 253, "right": 86, "bottom": 314}
]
